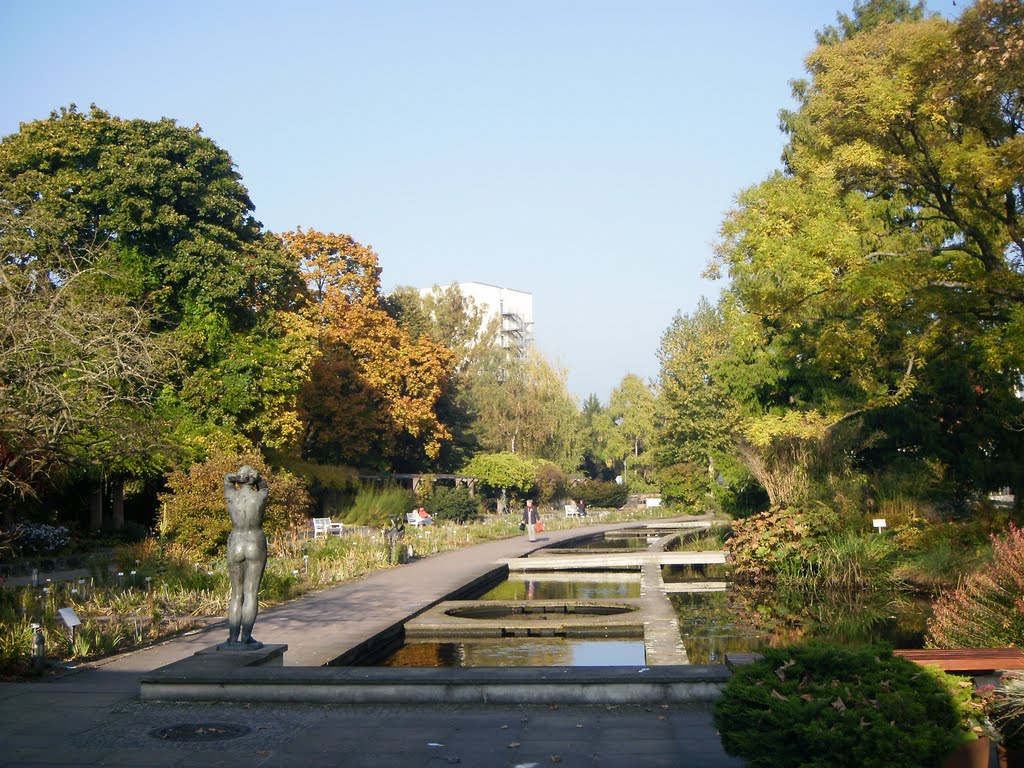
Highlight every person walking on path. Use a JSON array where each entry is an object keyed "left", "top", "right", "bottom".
[{"left": 522, "top": 498, "right": 541, "bottom": 542}]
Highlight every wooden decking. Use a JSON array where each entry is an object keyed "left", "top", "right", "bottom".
[
  {"left": 892, "top": 648, "right": 1024, "bottom": 673},
  {"left": 726, "top": 648, "right": 1024, "bottom": 674}
]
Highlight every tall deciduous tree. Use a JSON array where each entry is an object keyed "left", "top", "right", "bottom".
[
  {"left": 0, "top": 106, "right": 309, "bottom": 460},
  {"left": 284, "top": 229, "right": 453, "bottom": 470},
  {"left": 385, "top": 284, "right": 503, "bottom": 470},
  {"left": 469, "top": 347, "right": 579, "bottom": 469},
  {"left": 605, "top": 374, "right": 657, "bottom": 488},
  {"left": 0, "top": 236, "right": 167, "bottom": 510},
  {"left": 783, "top": 1, "right": 1024, "bottom": 372},
  {"left": 577, "top": 394, "right": 614, "bottom": 480},
  {"left": 657, "top": 300, "right": 735, "bottom": 468},
  {"left": 702, "top": 0, "right": 1024, "bottom": 506}
]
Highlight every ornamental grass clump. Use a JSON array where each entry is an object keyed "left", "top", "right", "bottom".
[
  {"left": 926, "top": 524, "right": 1024, "bottom": 648},
  {"left": 990, "top": 672, "right": 1024, "bottom": 751},
  {"left": 713, "top": 643, "right": 977, "bottom": 768}
]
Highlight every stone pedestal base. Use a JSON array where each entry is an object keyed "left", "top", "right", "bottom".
[
  {"left": 193, "top": 642, "right": 286, "bottom": 667},
  {"left": 140, "top": 643, "right": 288, "bottom": 700}
]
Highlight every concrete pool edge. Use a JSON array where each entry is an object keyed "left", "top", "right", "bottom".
[{"left": 139, "top": 652, "right": 732, "bottom": 703}]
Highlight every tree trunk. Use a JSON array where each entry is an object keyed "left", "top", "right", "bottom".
[
  {"left": 89, "top": 485, "right": 103, "bottom": 531},
  {"left": 111, "top": 479, "right": 124, "bottom": 530}
]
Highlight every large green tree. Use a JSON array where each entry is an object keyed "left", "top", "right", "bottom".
[
  {"left": 0, "top": 232, "right": 167, "bottom": 511},
  {"left": 781, "top": 0, "right": 1024, "bottom": 373},
  {"left": 604, "top": 374, "right": 658, "bottom": 488},
  {"left": 469, "top": 347, "right": 580, "bottom": 469},
  {"left": 0, "top": 106, "right": 309, "bottom": 459},
  {"left": 703, "top": 0, "right": 1024, "bottom": 506},
  {"left": 0, "top": 105, "right": 316, "bottom": 533}
]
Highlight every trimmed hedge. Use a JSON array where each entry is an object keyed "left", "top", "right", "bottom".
[
  {"left": 572, "top": 479, "right": 629, "bottom": 509},
  {"left": 429, "top": 486, "right": 479, "bottom": 523}
]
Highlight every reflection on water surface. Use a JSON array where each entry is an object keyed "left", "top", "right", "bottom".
[
  {"left": 379, "top": 638, "right": 646, "bottom": 667},
  {"left": 671, "top": 585, "right": 932, "bottom": 664},
  {"left": 478, "top": 574, "right": 641, "bottom": 601}
]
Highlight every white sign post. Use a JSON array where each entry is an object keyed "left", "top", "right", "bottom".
[{"left": 872, "top": 518, "right": 887, "bottom": 534}]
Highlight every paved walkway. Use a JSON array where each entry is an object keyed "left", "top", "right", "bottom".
[{"left": 0, "top": 519, "right": 744, "bottom": 767}]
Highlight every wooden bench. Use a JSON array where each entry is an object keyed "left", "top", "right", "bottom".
[
  {"left": 892, "top": 648, "right": 1024, "bottom": 673},
  {"left": 312, "top": 517, "right": 344, "bottom": 538}
]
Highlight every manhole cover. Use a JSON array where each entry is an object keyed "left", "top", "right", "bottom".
[{"left": 150, "top": 723, "right": 251, "bottom": 742}]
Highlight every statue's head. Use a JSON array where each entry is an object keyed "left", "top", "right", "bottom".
[{"left": 238, "top": 465, "right": 259, "bottom": 484}]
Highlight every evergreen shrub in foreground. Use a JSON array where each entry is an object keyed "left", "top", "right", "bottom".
[{"left": 713, "top": 643, "right": 975, "bottom": 768}]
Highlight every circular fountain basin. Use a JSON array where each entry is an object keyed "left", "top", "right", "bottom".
[
  {"left": 405, "top": 599, "right": 647, "bottom": 639},
  {"left": 445, "top": 603, "right": 637, "bottom": 620}
]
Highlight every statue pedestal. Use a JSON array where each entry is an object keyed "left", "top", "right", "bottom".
[
  {"left": 140, "top": 643, "right": 288, "bottom": 700},
  {"left": 198, "top": 642, "right": 286, "bottom": 666}
]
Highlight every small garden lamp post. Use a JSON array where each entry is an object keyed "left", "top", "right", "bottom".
[{"left": 31, "top": 622, "right": 45, "bottom": 671}]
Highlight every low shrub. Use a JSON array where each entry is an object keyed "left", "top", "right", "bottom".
[
  {"left": 989, "top": 671, "right": 1024, "bottom": 750},
  {"left": 713, "top": 643, "right": 977, "bottom": 768},
  {"left": 160, "top": 451, "right": 312, "bottom": 557},
  {"left": 534, "top": 462, "right": 567, "bottom": 505},
  {"left": 811, "top": 532, "right": 899, "bottom": 592},
  {"left": 893, "top": 536, "right": 983, "bottom": 590},
  {"left": 726, "top": 507, "right": 816, "bottom": 584},
  {"left": 717, "top": 477, "right": 770, "bottom": 519},
  {"left": 428, "top": 486, "right": 479, "bottom": 524},
  {"left": 11, "top": 522, "right": 72, "bottom": 556},
  {"left": 572, "top": 479, "right": 629, "bottom": 509},
  {"left": 657, "top": 462, "right": 708, "bottom": 509},
  {"left": 727, "top": 506, "right": 899, "bottom": 591}
]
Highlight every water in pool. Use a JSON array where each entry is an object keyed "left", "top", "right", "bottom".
[
  {"left": 378, "top": 638, "right": 646, "bottom": 667},
  {"left": 477, "top": 573, "right": 641, "bottom": 601}
]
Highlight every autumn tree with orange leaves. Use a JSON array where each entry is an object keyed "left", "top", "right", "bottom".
[{"left": 283, "top": 229, "right": 454, "bottom": 470}]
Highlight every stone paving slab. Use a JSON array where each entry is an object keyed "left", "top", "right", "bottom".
[{"left": 0, "top": 698, "right": 745, "bottom": 767}]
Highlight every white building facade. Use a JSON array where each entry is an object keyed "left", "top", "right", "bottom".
[{"left": 428, "top": 282, "right": 534, "bottom": 358}]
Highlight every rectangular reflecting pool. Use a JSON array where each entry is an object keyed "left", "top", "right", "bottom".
[
  {"left": 376, "top": 638, "right": 647, "bottom": 667},
  {"left": 669, "top": 583, "right": 933, "bottom": 664}
]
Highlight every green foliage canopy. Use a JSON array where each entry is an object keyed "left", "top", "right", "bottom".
[
  {"left": 682, "top": 2, "right": 1024, "bottom": 508},
  {"left": 461, "top": 452, "right": 538, "bottom": 498},
  {"left": 0, "top": 106, "right": 310, "bottom": 458}
]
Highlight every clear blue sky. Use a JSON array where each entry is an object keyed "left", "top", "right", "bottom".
[{"left": 1, "top": 0, "right": 959, "bottom": 403}]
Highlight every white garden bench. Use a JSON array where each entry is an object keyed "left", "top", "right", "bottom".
[
  {"left": 406, "top": 511, "right": 432, "bottom": 527},
  {"left": 312, "top": 517, "right": 344, "bottom": 538},
  {"left": 565, "top": 504, "right": 582, "bottom": 517}
]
